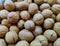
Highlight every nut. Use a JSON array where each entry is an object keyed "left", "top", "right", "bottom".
[
  {"left": 32, "top": 26, "right": 42, "bottom": 36},
  {"left": 4, "top": 0, "right": 15, "bottom": 11},
  {"left": 35, "top": 35, "right": 48, "bottom": 46},
  {"left": 7, "top": 12, "right": 19, "bottom": 23},
  {"left": 5, "top": 31, "right": 18, "bottom": 44},
  {"left": 33, "top": 13, "right": 44, "bottom": 25},
  {"left": 15, "top": 1, "right": 28, "bottom": 10},
  {"left": 19, "top": 29, "right": 34, "bottom": 42},
  {"left": 44, "top": 30, "right": 57, "bottom": 42},
  {"left": 44, "top": 18, "right": 54, "bottom": 29},
  {"left": 24, "top": 20, "right": 35, "bottom": 30},
  {"left": 28, "top": 3, "right": 38, "bottom": 15},
  {"left": 10, "top": 26, "right": 19, "bottom": 33},
  {"left": 42, "top": 9, "right": 53, "bottom": 18},
  {"left": 20, "top": 11, "right": 30, "bottom": 20}
]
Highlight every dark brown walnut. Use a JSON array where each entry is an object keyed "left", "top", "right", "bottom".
[
  {"left": 35, "top": 35, "right": 48, "bottom": 46},
  {"left": 19, "top": 29, "right": 34, "bottom": 42},
  {"left": 42, "top": 9, "right": 53, "bottom": 18},
  {"left": 5, "top": 31, "right": 18, "bottom": 44},
  {"left": 1, "top": 19, "right": 11, "bottom": 27},
  {"left": 44, "top": 18, "right": 54, "bottom": 29},
  {"left": 4, "top": 0, "right": 15, "bottom": 11},
  {"left": 0, "top": 25, "right": 8, "bottom": 38},
  {"left": 24, "top": 20, "right": 35, "bottom": 30},
  {"left": 28, "top": 3, "right": 38, "bottom": 15},
  {"left": 7, "top": 12, "right": 19, "bottom": 24},
  {"left": 10, "top": 26, "right": 19, "bottom": 33},
  {"left": 44, "top": 30, "right": 57, "bottom": 42},
  {"left": 33, "top": 13, "right": 44, "bottom": 25},
  {"left": 34, "top": 0, "right": 44, "bottom": 5},
  {"left": 0, "top": 10, "right": 9, "bottom": 19},
  {"left": 17, "top": 20, "right": 25, "bottom": 29},
  {"left": 20, "top": 11, "right": 30, "bottom": 20},
  {"left": 15, "top": 1, "right": 28, "bottom": 10},
  {"left": 32, "top": 26, "right": 42, "bottom": 36}
]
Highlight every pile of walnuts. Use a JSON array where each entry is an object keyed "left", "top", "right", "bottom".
[{"left": 0, "top": 0, "right": 60, "bottom": 46}]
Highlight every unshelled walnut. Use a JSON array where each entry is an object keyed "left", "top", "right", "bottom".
[
  {"left": 32, "top": 26, "right": 42, "bottom": 36},
  {"left": 0, "top": 10, "right": 9, "bottom": 19},
  {"left": 0, "top": 25, "right": 8, "bottom": 38},
  {"left": 17, "top": 20, "right": 25, "bottom": 29},
  {"left": 4, "top": 0, "right": 15, "bottom": 11},
  {"left": 10, "top": 26, "right": 19, "bottom": 33},
  {"left": 0, "top": 39, "right": 6, "bottom": 46},
  {"left": 19, "top": 29, "right": 34, "bottom": 42},
  {"left": 56, "top": 13, "right": 60, "bottom": 22},
  {"left": 16, "top": 40, "right": 29, "bottom": 46},
  {"left": 20, "top": 11, "right": 30, "bottom": 20},
  {"left": 46, "top": 0, "right": 57, "bottom": 5},
  {"left": 15, "top": 1, "right": 28, "bottom": 10},
  {"left": 34, "top": 0, "right": 44, "bottom": 5},
  {"left": 54, "top": 38, "right": 60, "bottom": 46},
  {"left": 42, "top": 9, "right": 53, "bottom": 18},
  {"left": 24, "top": 20, "right": 35, "bottom": 30},
  {"left": 40, "top": 3, "right": 50, "bottom": 10},
  {"left": 53, "top": 22, "right": 60, "bottom": 36},
  {"left": 30, "top": 40, "right": 42, "bottom": 46},
  {"left": 1, "top": 19, "right": 11, "bottom": 27},
  {"left": 44, "top": 18, "right": 54, "bottom": 29},
  {"left": 33, "top": 13, "right": 44, "bottom": 25},
  {"left": 7, "top": 12, "right": 19, "bottom": 23},
  {"left": 28, "top": 3, "right": 38, "bottom": 15},
  {"left": 51, "top": 4, "right": 60, "bottom": 14},
  {"left": 44, "top": 30, "right": 57, "bottom": 42},
  {"left": 35, "top": 35, "right": 48, "bottom": 46},
  {"left": 5, "top": 31, "right": 18, "bottom": 44},
  {"left": 0, "top": 2, "right": 3, "bottom": 10}
]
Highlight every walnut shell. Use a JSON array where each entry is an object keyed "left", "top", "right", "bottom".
[
  {"left": 42, "top": 9, "right": 53, "bottom": 18},
  {"left": 7, "top": 12, "right": 19, "bottom": 23},
  {"left": 5, "top": 31, "right": 18, "bottom": 44},
  {"left": 44, "top": 30, "right": 57, "bottom": 42},
  {"left": 20, "top": 11, "right": 30, "bottom": 20},
  {"left": 35, "top": 35, "right": 48, "bottom": 46},
  {"left": 19, "top": 29, "right": 34, "bottom": 42},
  {"left": 24, "top": 20, "right": 35, "bottom": 30},
  {"left": 44, "top": 18, "right": 54, "bottom": 29},
  {"left": 28, "top": 3, "right": 38, "bottom": 15},
  {"left": 33, "top": 13, "right": 44, "bottom": 25},
  {"left": 4, "top": 0, "right": 15, "bottom": 11}
]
